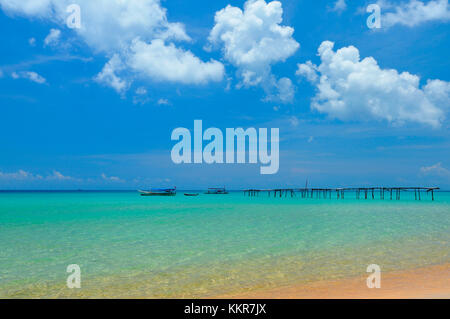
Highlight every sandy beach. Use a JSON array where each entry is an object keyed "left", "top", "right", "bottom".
[{"left": 217, "top": 263, "right": 450, "bottom": 299}]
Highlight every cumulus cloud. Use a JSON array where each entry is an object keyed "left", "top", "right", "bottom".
[
  {"left": 262, "top": 77, "right": 295, "bottom": 103},
  {"left": 423, "top": 79, "right": 450, "bottom": 109},
  {"left": 0, "top": 0, "right": 188, "bottom": 52},
  {"left": 11, "top": 71, "right": 46, "bottom": 84},
  {"left": 420, "top": 162, "right": 450, "bottom": 177},
  {"left": 95, "top": 55, "right": 129, "bottom": 94},
  {"left": 296, "top": 41, "right": 449, "bottom": 127},
  {"left": 28, "top": 37, "right": 36, "bottom": 46},
  {"left": 208, "top": 0, "right": 299, "bottom": 102},
  {"left": 296, "top": 61, "right": 318, "bottom": 83},
  {"left": 128, "top": 39, "right": 224, "bottom": 85},
  {"left": 44, "top": 28, "right": 61, "bottom": 46},
  {"left": 0, "top": 0, "right": 53, "bottom": 17},
  {"left": 379, "top": 0, "right": 450, "bottom": 28},
  {"left": 0, "top": 0, "right": 225, "bottom": 93}
]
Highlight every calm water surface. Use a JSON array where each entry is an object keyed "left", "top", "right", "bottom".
[{"left": 0, "top": 191, "right": 449, "bottom": 298}]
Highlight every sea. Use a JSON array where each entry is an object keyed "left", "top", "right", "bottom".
[{"left": 0, "top": 190, "right": 449, "bottom": 298}]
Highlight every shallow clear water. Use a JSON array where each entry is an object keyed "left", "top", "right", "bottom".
[{"left": 0, "top": 191, "right": 449, "bottom": 298}]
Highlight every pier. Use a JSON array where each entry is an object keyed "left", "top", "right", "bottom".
[{"left": 243, "top": 187, "right": 439, "bottom": 200}]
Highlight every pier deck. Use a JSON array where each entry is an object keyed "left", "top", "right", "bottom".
[{"left": 243, "top": 187, "right": 439, "bottom": 200}]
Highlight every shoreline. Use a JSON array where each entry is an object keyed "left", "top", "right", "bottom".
[
  {"left": 214, "top": 263, "right": 450, "bottom": 299},
  {"left": 2, "top": 263, "right": 448, "bottom": 299}
]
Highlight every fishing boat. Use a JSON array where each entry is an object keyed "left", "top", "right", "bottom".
[
  {"left": 138, "top": 187, "right": 177, "bottom": 196},
  {"left": 184, "top": 193, "right": 199, "bottom": 197},
  {"left": 204, "top": 187, "right": 229, "bottom": 194}
]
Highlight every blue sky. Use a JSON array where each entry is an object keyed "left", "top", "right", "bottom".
[{"left": 0, "top": 0, "right": 449, "bottom": 189}]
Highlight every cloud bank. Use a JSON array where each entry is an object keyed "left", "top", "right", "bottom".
[{"left": 0, "top": 0, "right": 225, "bottom": 92}]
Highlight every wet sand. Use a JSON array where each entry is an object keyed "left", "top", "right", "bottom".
[{"left": 216, "top": 263, "right": 450, "bottom": 299}]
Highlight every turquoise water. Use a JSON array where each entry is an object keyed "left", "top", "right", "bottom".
[{"left": 0, "top": 191, "right": 449, "bottom": 298}]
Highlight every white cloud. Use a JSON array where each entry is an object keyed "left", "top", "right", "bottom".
[
  {"left": 133, "top": 87, "right": 151, "bottom": 105},
  {"left": 275, "top": 77, "right": 295, "bottom": 103},
  {"left": 0, "top": 0, "right": 225, "bottom": 92},
  {"left": 26, "top": 71, "right": 46, "bottom": 84},
  {"left": 379, "top": 0, "right": 450, "bottom": 28},
  {"left": 0, "top": 1, "right": 189, "bottom": 52},
  {"left": 95, "top": 54, "right": 129, "bottom": 94},
  {"left": 157, "top": 98, "right": 170, "bottom": 105},
  {"left": 331, "top": 0, "right": 347, "bottom": 13},
  {"left": 44, "top": 28, "right": 61, "bottom": 46},
  {"left": 289, "top": 116, "right": 299, "bottom": 127},
  {"left": 101, "top": 173, "right": 123, "bottom": 182},
  {"left": 0, "top": 169, "right": 85, "bottom": 187},
  {"left": 0, "top": 169, "right": 77, "bottom": 181},
  {"left": 0, "top": 169, "right": 42, "bottom": 181},
  {"left": 296, "top": 60, "right": 319, "bottom": 82},
  {"left": 59, "top": 0, "right": 191, "bottom": 53},
  {"left": 296, "top": 41, "right": 449, "bottom": 127},
  {"left": 208, "top": 0, "right": 299, "bottom": 102},
  {"left": 263, "top": 77, "right": 295, "bottom": 103},
  {"left": 28, "top": 37, "right": 36, "bottom": 46},
  {"left": 48, "top": 170, "right": 73, "bottom": 181},
  {"left": 135, "top": 87, "right": 147, "bottom": 95},
  {"left": 0, "top": 0, "right": 53, "bottom": 17},
  {"left": 11, "top": 71, "right": 46, "bottom": 84},
  {"left": 423, "top": 78, "right": 450, "bottom": 109},
  {"left": 127, "top": 39, "right": 224, "bottom": 85},
  {"left": 420, "top": 162, "right": 450, "bottom": 177}
]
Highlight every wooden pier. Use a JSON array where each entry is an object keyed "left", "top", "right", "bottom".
[{"left": 243, "top": 187, "right": 439, "bottom": 201}]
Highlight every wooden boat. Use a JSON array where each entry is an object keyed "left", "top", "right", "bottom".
[
  {"left": 138, "top": 188, "right": 176, "bottom": 196},
  {"left": 184, "top": 193, "right": 199, "bottom": 197},
  {"left": 204, "top": 187, "right": 229, "bottom": 194}
]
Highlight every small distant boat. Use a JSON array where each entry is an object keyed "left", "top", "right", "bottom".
[
  {"left": 184, "top": 193, "right": 199, "bottom": 197},
  {"left": 138, "top": 187, "right": 176, "bottom": 196},
  {"left": 204, "top": 187, "right": 229, "bottom": 194}
]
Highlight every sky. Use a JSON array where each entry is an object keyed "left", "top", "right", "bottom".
[{"left": 0, "top": 0, "right": 449, "bottom": 190}]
